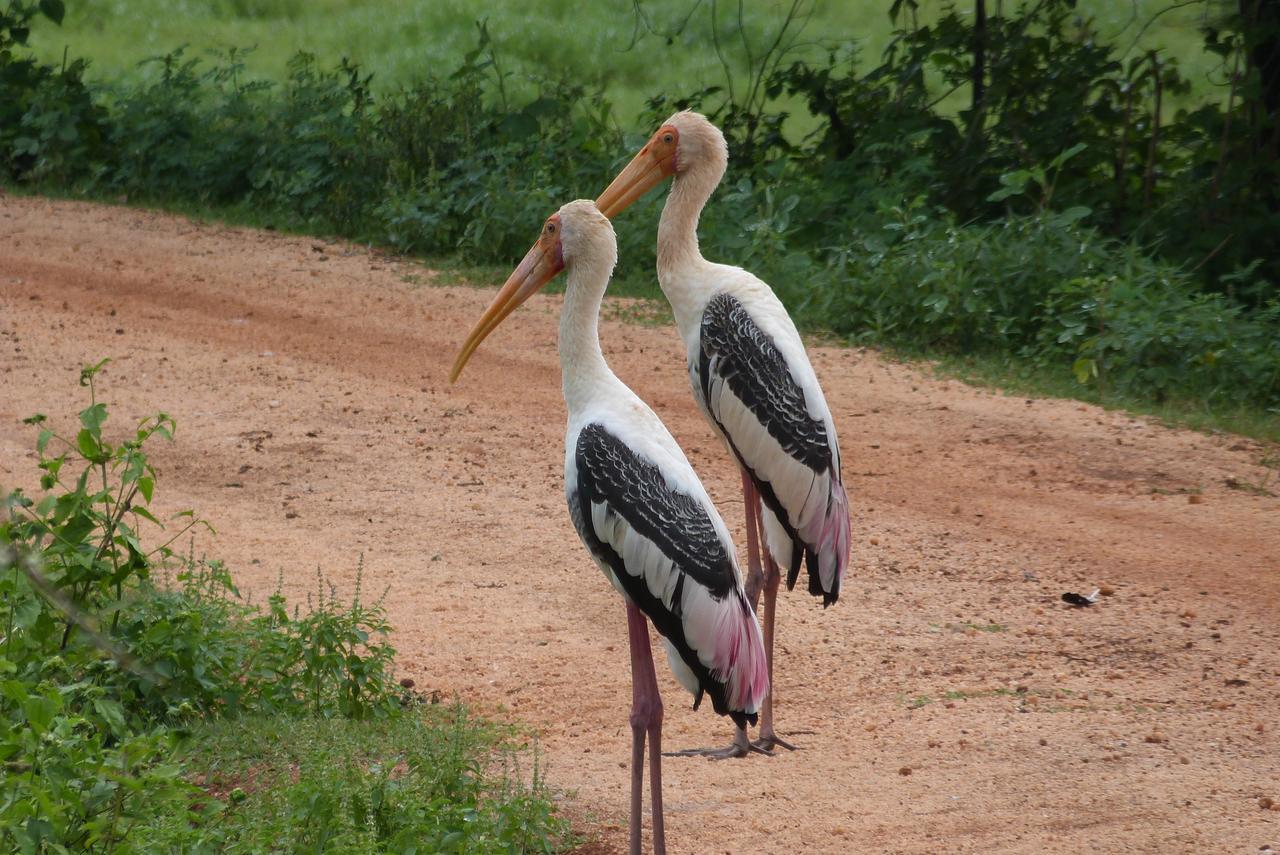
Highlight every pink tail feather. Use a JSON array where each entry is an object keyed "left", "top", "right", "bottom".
[
  {"left": 806, "top": 476, "right": 850, "bottom": 605},
  {"left": 710, "top": 592, "right": 769, "bottom": 715}
]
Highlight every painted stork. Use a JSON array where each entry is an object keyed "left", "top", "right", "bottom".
[
  {"left": 449, "top": 200, "right": 768, "bottom": 855},
  {"left": 595, "top": 111, "right": 851, "bottom": 753}
]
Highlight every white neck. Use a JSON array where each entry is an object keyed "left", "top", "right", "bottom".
[
  {"left": 657, "top": 157, "right": 721, "bottom": 274},
  {"left": 559, "top": 251, "right": 618, "bottom": 414},
  {"left": 656, "top": 150, "right": 725, "bottom": 328}
]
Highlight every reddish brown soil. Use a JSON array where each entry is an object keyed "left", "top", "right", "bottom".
[{"left": 3, "top": 196, "right": 1279, "bottom": 854}]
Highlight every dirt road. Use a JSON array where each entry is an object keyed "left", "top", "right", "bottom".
[{"left": 3, "top": 196, "right": 1278, "bottom": 853}]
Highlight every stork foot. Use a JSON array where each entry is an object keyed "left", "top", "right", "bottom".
[
  {"left": 665, "top": 728, "right": 768, "bottom": 759},
  {"left": 664, "top": 742, "right": 771, "bottom": 759},
  {"left": 752, "top": 732, "right": 800, "bottom": 752}
]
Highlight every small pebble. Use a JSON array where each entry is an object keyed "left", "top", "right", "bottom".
[
  {"left": 898, "top": 766, "right": 912, "bottom": 776},
  {"left": 1144, "top": 731, "right": 1166, "bottom": 744},
  {"left": 1099, "top": 585, "right": 1116, "bottom": 596}
]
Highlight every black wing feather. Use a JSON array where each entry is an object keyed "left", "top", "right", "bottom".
[
  {"left": 698, "top": 292, "right": 836, "bottom": 595},
  {"left": 569, "top": 422, "right": 753, "bottom": 726},
  {"left": 574, "top": 423, "right": 733, "bottom": 599},
  {"left": 698, "top": 292, "right": 831, "bottom": 473}
]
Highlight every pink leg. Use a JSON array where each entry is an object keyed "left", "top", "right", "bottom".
[
  {"left": 740, "top": 470, "right": 765, "bottom": 612},
  {"left": 753, "top": 547, "right": 796, "bottom": 751},
  {"left": 626, "top": 602, "right": 666, "bottom": 855}
]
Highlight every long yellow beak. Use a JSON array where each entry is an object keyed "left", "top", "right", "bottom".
[
  {"left": 596, "top": 137, "right": 677, "bottom": 219},
  {"left": 449, "top": 239, "right": 563, "bottom": 383}
]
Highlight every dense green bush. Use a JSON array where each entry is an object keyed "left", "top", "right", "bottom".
[
  {"left": 0, "top": 0, "right": 107, "bottom": 182},
  {"left": 0, "top": 547, "right": 195, "bottom": 853},
  {"left": 752, "top": 0, "right": 1279, "bottom": 303}
]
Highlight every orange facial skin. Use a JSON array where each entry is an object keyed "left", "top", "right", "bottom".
[
  {"left": 595, "top": 125, "right": 679, "bottom": 219},
  {"left": 450, "top": 214, "right": 565, "bottom": 383}
]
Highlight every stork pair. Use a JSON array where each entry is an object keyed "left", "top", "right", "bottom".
[{"left": 449, "top": 111, "right": 851, "bottom": 855}]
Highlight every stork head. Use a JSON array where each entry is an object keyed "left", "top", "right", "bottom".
[
  {"left": 449, "top": 200, "right": 615, "bottom": 383},
  {"left": 596, "top": 110, "right": 728, "bottom": 219},
  {"left": 557, "top": 199, "right": 618, "bottom": 271}
]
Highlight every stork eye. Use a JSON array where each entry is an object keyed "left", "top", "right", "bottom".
[
  {"left": 545, "top": 222, "right": 556, "bottom": 234},
  {"left": 662, "top": 133, "right": 674, "bottom": 144}
]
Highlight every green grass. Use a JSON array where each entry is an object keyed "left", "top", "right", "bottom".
[
  {"left": 906, "top": 687, "right": 1018, "bottom": 708},
  {"left": 30, "top": 0, "right": 1235, "bottom": 127},
  {"left": 923, "top": 349, "right": 1280, "bottom": 444},
  {"left": 132, "top": 705, "right": 567, "bottom": 852},
  {"left": 948, "top": 621, "right": 1009, "bottom": 634}
]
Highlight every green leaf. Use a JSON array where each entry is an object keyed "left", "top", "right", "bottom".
[
  {"left": 76, "top": 428, "right": 102, "bottom": 461},
  {"left": 79, "top": 358, "right": 110, "bottom": 386},
  {"left": 1, "top": 680, "right": 32, "bottom": 705},
  {"left": 1072, "top": 357, "right": 1098, "bottom": 384},
  {"left": 1050, "top": 142, "right": 1088, "bottom": 170},
  {"left": 92, "top": 698, "right": 127, "bottom": 735},
  {"left": 36, "top": 429, "right": 54, "bottom": 454},
  {"left": 39, "top": 0, "right": 66, "bottom": 25},
  {"left": 987, "top": 171, "right": 1031, "bottom": 202},
  {"left": 498, "top": 112, "right": 539, "bottom": 139},
  {"left": 79, "top": 402, "right": 108, "bottom": 432},
  {"left": 132, "top": 506, "right": 160, "bottom": 526},
  {"left": 22, "top": 693, "right": 60, "bottom": 734},
  {"left": 1051, "top": 206, "right": 1092, "bottom": 227},
  {"left": 57, "top": 510, "right": 96, "bottom": 546},
  {"left": 13, "top": 596, "right": 43, "bottom": 629}
]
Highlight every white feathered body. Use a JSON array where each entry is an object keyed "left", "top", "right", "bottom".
[
  {"left": 563, "top": 377, "right": 768, "bottom": 724},
  {"left": 660, "top": 259, "right": 851, "bottom": 603},
  {"left": 550, "top": 201, "right": 768, "bottom": 725}
]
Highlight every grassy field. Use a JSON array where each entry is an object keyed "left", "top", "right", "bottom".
[{"left": 31, "top": 0, "right": 1234, "bottom": 124}]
